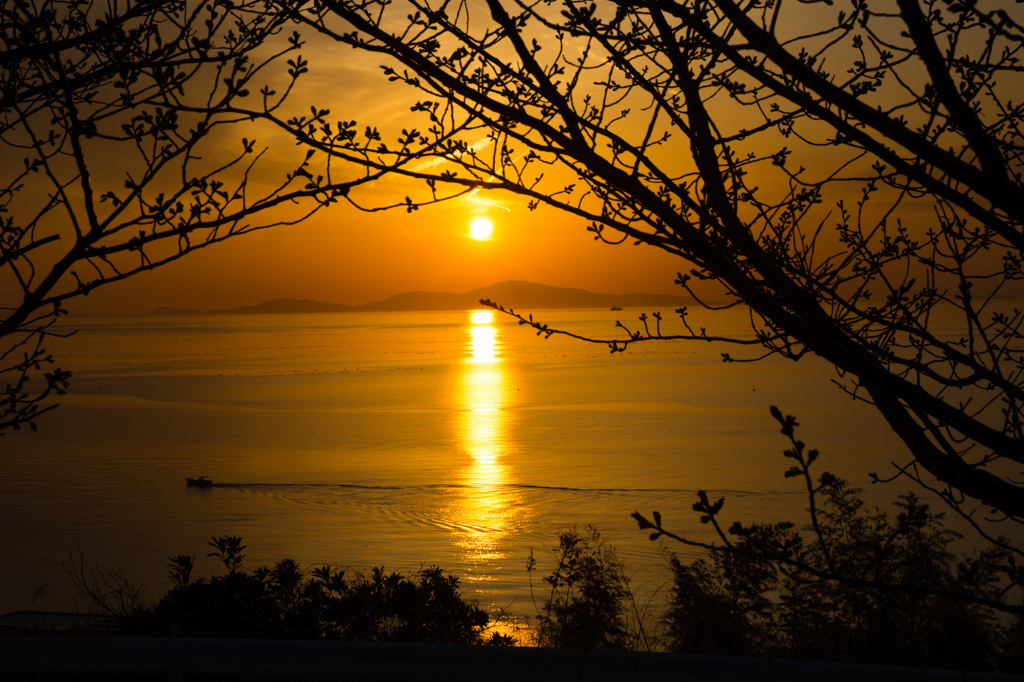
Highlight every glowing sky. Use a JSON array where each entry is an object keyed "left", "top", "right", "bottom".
[
  {"left": 71, "top": 194, "right": 687, "bottom": 313},
  {"left": 33, "top": 13, "right": 690, "bottom": 315},
  {"left": 26, "top": 3, "right": 1024, "bottom": 315}
]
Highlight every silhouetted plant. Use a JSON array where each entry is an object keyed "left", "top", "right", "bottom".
[
  {"left": 1003, "top": 615, "right": 1024, "bottom": 672},
  {"left": 484, "top": 632, "right": 518, "bottom": 647},
  {"left": 338, "top": 566, "right": 488, "bottom": 645},
  {"left": 124, "top": 539, "right": 493, "bottom": 643},
  {"left": 637, "top": 409, "right": 1023, "bottom": 669},
  {"left": 28, "top": 583, "right": 48, "bottom": 611},
  {"left": 529, "top": 526, "right": 630, "bottom": 650},
  {"left": 206, "top": 535, "right": 247, "bottom": 574},
  {"left": 166, "top": 555, "right": 196, "bottom": 589},
  {"left": 664, "top": 479, "right": 1018, "bottom": 669},
  {"left": 666, "top": 530, "right": 782, "bottom": 658},
  {"left": 64, "top": 546, "right": 150, "bottom": 619},
  {"left": 67, "top": 527, "right": 1019, "bottom": 665},
  {"left": 636, "top": 408, "right": 1024, "bottom": 618}
]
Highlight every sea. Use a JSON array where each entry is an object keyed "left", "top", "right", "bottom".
[{"left": 2, "top": 307, "right": 925, "bottom": 620}]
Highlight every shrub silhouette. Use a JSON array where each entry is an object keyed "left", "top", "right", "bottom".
[
  {"left": 126, "top": 536, "right": 489, "bottom": 643},
  {"left": 531, "top": 526, "right": 630, "bottom": 650},
  {"left": 665, "top": 478, "right": 1016, "bottom": 670},
  {"left": 331, "top": 566, "right": 488, "bottom": 645},
  {"left": 667, "top": 526, "right": 782, "bottom": 658}
]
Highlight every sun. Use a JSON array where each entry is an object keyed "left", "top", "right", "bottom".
[{"left": 470, "top": 218, "right": 493, "bottom": 240}]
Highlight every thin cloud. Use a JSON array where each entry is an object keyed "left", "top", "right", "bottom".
[{"left": 407, "top": 135, "right": 494, "bottom": 172}]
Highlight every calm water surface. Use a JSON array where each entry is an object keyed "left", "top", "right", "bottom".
[{"left": 3, "top": 308, "right": 912, "bottom": 617}]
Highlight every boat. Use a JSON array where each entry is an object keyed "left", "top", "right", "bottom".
[
  {"left": 610, "top": 306, "right": 622, "bottom": 311},
  {"left": 185, "top": 476, "right": 213, "bottom": 488}
]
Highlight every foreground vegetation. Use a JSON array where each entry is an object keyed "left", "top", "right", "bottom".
[
  {"left": 84, "top": 536, "right": 506, "bottom": 645},
  {"left": 61, "top": 469, "right": 1023, "bottom": 673},
  {"left": 530, "top": 490, "right": 1023, "bottom": 672},
  {"left": 51, "top": 415, "right": 1019, "bottom": 671},
  {"left": 662, "top": 480, "right": 1024, "bottom": 671}
]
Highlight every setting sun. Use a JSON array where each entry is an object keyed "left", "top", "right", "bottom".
[{"left": 470, "top": 218, "right": 493, "bottom": 240}]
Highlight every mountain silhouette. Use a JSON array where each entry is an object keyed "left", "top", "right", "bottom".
[
  {"left": 150, "top": 281, "right": 691, "bottom": 315},
  {"left": 151, "top": 297, "right": 353, "bottom": 316}
]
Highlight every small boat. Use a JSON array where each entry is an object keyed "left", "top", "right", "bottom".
[
  {"left": 610, "top": 306, "right": 622, "bottom": 311},
  {"left": 185, "top": 476, "right": 213, "bottom": 488}
]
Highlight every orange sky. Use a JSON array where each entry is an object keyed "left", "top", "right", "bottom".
[
  {"left": 62, "top": 30, "right": 693, "bottom": 314},
  {"left": 70, "top": 194, "right": 690, "bottom": 313},
  {"left": 23, "top": 3, "right": 1024, "bottom": 315}
]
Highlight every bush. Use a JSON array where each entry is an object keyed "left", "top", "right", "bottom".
[
  {"left": 665, "top": 479, "right": 1017, "bottom": 670},
  {"left": 331, "top": 566, "right": 488, "bottom": 645},
  {"left": 530, "top": 526, "right": 630, "bottom": 650},
  {"left": 125, "top": 536, "right": 490, "bottom": 643},
  {"left": 666, "top": 525, "right": 784, "bottom": 658}
]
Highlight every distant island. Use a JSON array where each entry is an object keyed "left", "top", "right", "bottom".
[{"left": 150, "top": 281, "right": 693, "bottom": 315}]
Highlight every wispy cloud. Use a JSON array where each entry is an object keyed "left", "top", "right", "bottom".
[{"left": 407, "top": 135, "right": 493, "bottom": 172}]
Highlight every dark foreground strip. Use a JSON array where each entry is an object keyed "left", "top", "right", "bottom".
[{"left": 1, "top": 636, "right": 1021, "bottom": 681}]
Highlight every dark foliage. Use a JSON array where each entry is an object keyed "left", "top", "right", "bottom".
[
  {"left": 666, "top": 530, "right": 780, "bottom": 658},
  {"left": 638, "top": 408, "right": 1024, "bottom": 623},
  {"left": 124, "top": 536, "right": 490, "bottom": 643},
  {"left": 665, "top": 479, "right": 1021, "bottom": 671},
  {"left": 334, "top": 565, "right": 489, "bottom": 645},
  {"left": 530, "top": 526, "right": 630, "bottom": 650}
]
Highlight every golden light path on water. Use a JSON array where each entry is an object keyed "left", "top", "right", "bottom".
[{"left": 452, "top": 309, "right": 525, "bottom": 591}]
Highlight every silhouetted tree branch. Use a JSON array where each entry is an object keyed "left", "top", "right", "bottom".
[
  {"left": 0, "top": 0, "right": 468, "bottom": 432},
  {"left": 277, "top": 0, "right": 1024, "bottom": 548}
]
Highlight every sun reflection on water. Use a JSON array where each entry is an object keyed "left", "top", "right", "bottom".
[{"left": 452, "top": 309, "right": 524, "bottom": 583}]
